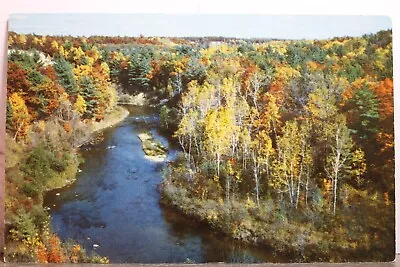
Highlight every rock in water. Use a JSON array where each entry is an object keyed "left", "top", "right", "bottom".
[{"left": 137, "top": 132, "right": 167, "bottom": 161}]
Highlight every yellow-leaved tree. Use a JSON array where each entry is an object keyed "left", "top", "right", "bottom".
[
  {"left": 73, "top": 94, "right": 87, "bottom": 116},
  {"left": 8, "top": 92, "right": 31, "bottom": 140},
  {"left": 204, "top": 107, "right": 236, "bottom": 178}
]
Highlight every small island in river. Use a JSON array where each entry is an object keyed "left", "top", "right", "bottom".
[{"left": 138, "top": 132, "right": 168, "bottom": 161}]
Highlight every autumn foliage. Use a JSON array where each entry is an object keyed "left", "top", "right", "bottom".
[{"left": 5, "top": 29, "right": 393, "bottom": 262}]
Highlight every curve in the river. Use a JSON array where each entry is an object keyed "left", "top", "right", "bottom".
[{"left": 44, "top": 105, "right": 281, "bottom": 263}]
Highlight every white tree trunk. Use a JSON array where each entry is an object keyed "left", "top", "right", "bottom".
[
  {"left": 226, "top": 175, "right": 230, "bottom": 203},
  {"left": 333, "top": 173, "right": 338, "bottom": 215},
  {"left": 217, "top": 152, "right": 220, "bottom": 177}
]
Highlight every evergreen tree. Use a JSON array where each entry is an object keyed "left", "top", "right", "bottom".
[
  {"left": 348, "top": 86, "right": 380, "bottom": 140},
  {"left": 6, "top": 99, "right": 13, "bottom": 130},
  {"left": 128, "top": 49, "right": 151, "bottom": 91},
  {"left": 54, "top": 56, "right": 78, "bottom": 94},
  {"left": 78, "top": 76, "right": 98, "bottom": 119}
]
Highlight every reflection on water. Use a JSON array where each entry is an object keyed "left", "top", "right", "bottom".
[{"left": 44, "top": 106, "right": 282, "bottom": 263}]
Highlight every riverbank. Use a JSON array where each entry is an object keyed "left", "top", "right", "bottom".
[
  {"left": 4, "top": 106, "right": 128, "bottom": 263},
  {"left": 160, "top": 181, "right": 309, "bottom": 256},
  {"left": 160, "top": 178, "right": 394, "bottom": 262},
  {"left": 92, "top": 106, "right": 130, "bottom": 132},
  {"left": 50, "top": 106, "right": 129, "bottom": 190}
]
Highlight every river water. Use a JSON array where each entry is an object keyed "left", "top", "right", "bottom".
[{"left": 44, "top": 106, "right": 280, "bottom": 263}]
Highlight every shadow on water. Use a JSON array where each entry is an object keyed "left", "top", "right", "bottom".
[{"left": 44, "top": 105, "right": 284, "bottom": 263}]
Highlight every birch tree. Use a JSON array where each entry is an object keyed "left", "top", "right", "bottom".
[
  {"left": 273, "top": 120, "right": 313, "bottom": 208},
  {"left": 325, "top": 115, "right": 354, "bottom": 215}
]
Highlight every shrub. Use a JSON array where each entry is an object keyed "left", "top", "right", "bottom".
[
  {"left": 46, "top": 235, "right": 65, "bottom": 263},
  {"left": 21, "top": 143, "right": 72, "bottom": 192},
  {"left": 5, "top": 133, "right": 24, "bottom": 169},
  {"left": 230, "top": 202, "right": 249, "bottom": 226},
  {"left": 22, "top": 182, "right": 40, "bottom": 198},
  {"left": 22, "top": 144, "right": 57, "bottom": 186},
  {"left": 10, "top": 209, "right": 38, "bottom": 241},
  {"left": 30, "top": 205, "right": 49, "bottom": 230},
  {"left": 50, "top": 154, "right": 68, "bottom": 172}
]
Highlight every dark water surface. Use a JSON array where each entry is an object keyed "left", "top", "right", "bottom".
[{"left": 44, "top": 106, "right": 280, "bottom": 263}]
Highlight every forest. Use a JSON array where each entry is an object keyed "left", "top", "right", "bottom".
[{"left": 5, "top": 29, "right": 394, "bottom": 262}]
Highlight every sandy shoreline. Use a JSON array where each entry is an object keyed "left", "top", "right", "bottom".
[{"left": 92, "top": 106, "right": 130, "bottom": 132}]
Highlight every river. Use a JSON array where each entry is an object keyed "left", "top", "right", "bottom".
[{"left": 44, "top": 105, "right": 281, "bottom": 263}]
